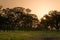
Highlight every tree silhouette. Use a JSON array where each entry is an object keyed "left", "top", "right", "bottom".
[
  {"left": 48, "top": 10, "right": 60, "bottom": 31},
  {"left": 40, "top": 10, "right": 60, "bottom": 31}
]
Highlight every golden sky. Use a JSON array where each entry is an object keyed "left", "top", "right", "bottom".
[{"left": 0, "top": 0, "right": 60, "bottom": 19}]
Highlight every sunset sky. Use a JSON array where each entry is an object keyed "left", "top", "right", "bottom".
[{"left": 0, "top": 0, "right": 60, "bottom": 19}]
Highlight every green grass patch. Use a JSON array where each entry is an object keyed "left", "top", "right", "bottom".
[{"left": 0, "top": 31, "right": 60, "bottom": 40}]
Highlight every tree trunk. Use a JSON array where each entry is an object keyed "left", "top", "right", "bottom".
[{"left": 56, "top": 20, "right": 59, "bottom": 31}]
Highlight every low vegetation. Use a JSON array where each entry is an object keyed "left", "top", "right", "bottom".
[{"left": 0, "top": 31, "right": 60, "bottom": 40}]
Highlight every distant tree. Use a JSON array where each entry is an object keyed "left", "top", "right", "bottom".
[
  {"left": 40, "top": 10, "right": 60, "bottom": 31},
  {"left": 48, "top": 10, "right": 60, "bottom": 31},
  {"left": 40, "top": 15, "right": 49, "bottom": 30}
]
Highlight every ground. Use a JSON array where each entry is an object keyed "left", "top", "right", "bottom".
[{"left": 0, "top": 31, "right": 60, "bottom": 40}]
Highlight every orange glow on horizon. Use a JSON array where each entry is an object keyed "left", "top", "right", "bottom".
[{"left": 0, "top": 0, "right": 60, "bottom": 19}]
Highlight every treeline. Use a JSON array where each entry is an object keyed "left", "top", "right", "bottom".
[
  {"left": 0, "top": 6, "right": 40, "bottom": 31},
  {"left": 0, "top": 6, "right": 60, "bottom": 31}
]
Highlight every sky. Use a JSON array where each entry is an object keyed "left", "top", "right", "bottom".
[{"left": 0, "top": 0, "right": 60, "bottom": 19}]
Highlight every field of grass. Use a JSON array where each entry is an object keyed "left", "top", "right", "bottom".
[{"left": 0, "top": 31, "right": 60, "bottom": 40}]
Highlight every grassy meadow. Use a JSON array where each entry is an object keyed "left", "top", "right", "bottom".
[{"left": 0, "top": 31, "right": 60, "bottom": 40}]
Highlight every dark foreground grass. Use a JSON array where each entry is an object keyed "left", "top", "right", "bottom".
[{"left": 0, "top": 31, "right": 60, "bottom": 40}]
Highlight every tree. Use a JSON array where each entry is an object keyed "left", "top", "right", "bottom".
[
  {"left": 0, "top": 6, "right": 40, "bottom": 31},
  {"left": 40, "top": 15, "right": 49, "bottom": 30},
  {"left": 40, "top": 10, "right": 60, "bottom": 31},
  {"left": 48, "top": 10, "right": 60, "bottom": 31}
]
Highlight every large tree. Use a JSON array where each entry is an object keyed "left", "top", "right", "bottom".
[
  {"left": 48, "top": 10, "right": 60, "bottom": 31},
  {"left": 40, "top": 10, "right": 60, "bottom": 31}
]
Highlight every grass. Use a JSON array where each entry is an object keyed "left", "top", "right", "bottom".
[{"left": 0, "top": 31, "right": 60, "bottom": 40}]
